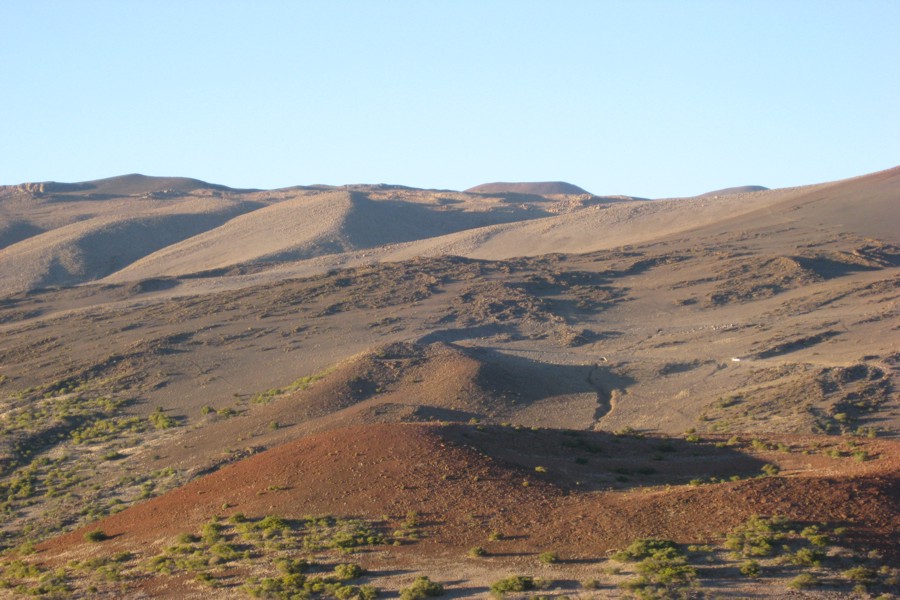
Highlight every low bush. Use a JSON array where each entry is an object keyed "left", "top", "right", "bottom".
[
  {"left": 334, "top": 563, "right": 365, "bottom": 580},
  {"left": 724, "top": 515, "right": 790, "bottom": 557},
  {"left": 149, "top": 407, "right": 176, "bottom": 430},
  {"left": 760, "top": 463, "right": 780, "bottom": 476},
  {"left": 788, "top": 572, "right": 819, "bottom": 589},
  {"left": 739, "top": 560, "right": 761, "bottom": 577},
  {"left": 843, "top": 566, "right": 878, "bottom": 584},
  {"left": 786, "top": 547, "right": 825, "bottom": 567},
  {"left": 400, "top": 576, "right": 444, "bottom": 599},
  {"left": 490, "top": 575, "right": 534, "bottom": 596},
  {"left": 84, "top": 530, "right": 107, "bottom": 542},
  {"left": 614, "top": 537, "right": 696, "bottom": 597},
  {"left": 612, "top": 538, "right": 680, "bottom": 562},
  {"left": 538, "top": 551, "right": 558, "bottom": 565}
]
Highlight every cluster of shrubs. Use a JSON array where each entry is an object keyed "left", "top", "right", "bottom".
[
  {"left": 612, "top": 538, "right": 697, "bottom": 597},
  {"left": 399, "top": 576, "right": 443, "bottom": 600},
  {"left": 241, "top": 562, "right": 375, "bottom": 599}
]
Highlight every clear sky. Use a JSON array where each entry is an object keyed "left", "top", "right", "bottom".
[{"left": 1, "top": 1, "right": 897, "bottom": 198}]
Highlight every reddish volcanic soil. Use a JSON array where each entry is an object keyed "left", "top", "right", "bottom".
[{"left": 41, "top": 423, "right": 900, "bottom": 564}]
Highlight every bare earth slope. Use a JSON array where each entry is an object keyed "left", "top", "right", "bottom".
[
  {"left": 0, "top": 197, "right": 255, "bottom": 293},
  {"left": 385, "top": 166, "right": 900, "bottom": 261},
  {"left": 105, "top": 189, "right": 571, "bottom": 282},
  {"left": 1, "top": 177, "right": 609, "bottom": 293}
]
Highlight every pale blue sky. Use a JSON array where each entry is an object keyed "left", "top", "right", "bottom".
[{"left": 1, "top": 1, "right": 897, "bottom": 198}]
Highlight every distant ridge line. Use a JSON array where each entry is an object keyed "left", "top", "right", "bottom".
[
  {"left": 465, "top": 181, "right": 591, "bottom": 195},
  {"left": 696, "top": 185, "right": 769, "bottom": 198}
]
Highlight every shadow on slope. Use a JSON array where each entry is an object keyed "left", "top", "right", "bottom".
[
  {"left": 0, "top": 221, "right": 44, "bottom": 250},
  {"left": 162, "top": 340, "right": 636, "bottom": 478},
  {"left": 0, "top": 201, "right": 257, "bottom": 294},
  {"left": 268, "top": 341, "right": 615, "bottom": 424},
  {"left": 340, "top": 192, "right": 551, "bottom": 246}
]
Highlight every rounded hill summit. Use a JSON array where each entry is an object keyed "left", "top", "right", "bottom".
[{"left": 465, "top": 181, "right": 590, "bottom": 195}]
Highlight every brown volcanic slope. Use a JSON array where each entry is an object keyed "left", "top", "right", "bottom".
[
  {"left": 47, "top": 423, "right": 898, "bottom": 553},
  {"left": 39, "top": 423, "right": 900, "bottom": 598},
  {"left": 465, "top": 181, "right": 591, "bottom": 195}
]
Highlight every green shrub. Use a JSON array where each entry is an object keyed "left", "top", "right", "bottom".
[
  {"left": 334, "top": 563, "right": 365, "bottom": 580},
  {"left": 195, "top": 572, "right": 218, "bottom": 587},
  {"left": 210, "top": 543, "right": 239, "bottom": 561},
  {"left": 467, "top": 546, "right": 487, "bottom": 558},
  {"left": 4, "top": 559, "right": 42, "bottom": 578},
  {"left": 332, "top": 585, "right": 372, "bottom": 600},
  {"left": 257, "top": 515, "right": 289, "bottom": 531},
  {"left": 538, "top": 551, "right": 558, "bottom": 565},
  {"left": 843, "top": 566, "right": 878, "bottom": 583},
  {"left": 725, "top": 515, "right": 789, "bottom": 557},
  {"left": 739, "top": 560, "right": 761, "bottom": 577},
  {"left": 788, "top": 573, "right": 819, "bottom": 589},
  {"left": 490, "top": 576, "right": 534, "bottom": 596},
  {"left": 331, "top": 584, "right": 378, "bottom": 600},
  {"left": 750, "top": 438, "right": 770, "bottom": 451},
  {"left": 84, "top": 530, "right": 107, "bottom": 542},
  {"left": 357, "top": 585, "right": 379, "bottom": 600},
  {"left": 275, "top": 557, "right": 308, "bottom": 575},
  {"left": 612, "top": 538, "right": 680, "bottom": 562},
  {"left": 400, "top": 576, "right": 444, "bottom": 599},
  {"left": 149, "top": 407, "right": 176, "bottom": 429},
  {"left": 618, "top": 575, "right": 651, "bottom": 592},
  {"left": 612, "top": 537, "right": 697, "bottom": 597},
  {"left": 760, "top": 463, "right": 780, "bottom": 476},
  {"left": 201, "top": 521, "right": 224, "bottom": 543},
  {"left": 787, "top": 547, "right": 825, "bottom": 567},
  {"left": 635, "top": 555, "right": 696, "bottom": 586}
]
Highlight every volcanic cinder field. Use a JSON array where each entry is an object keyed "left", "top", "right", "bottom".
[{"left": 0, "top": 168, "right": 897, "bottom": 598}]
